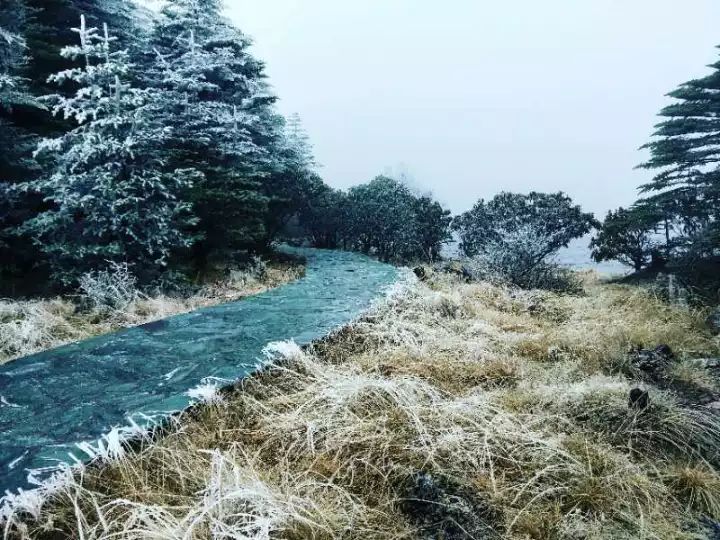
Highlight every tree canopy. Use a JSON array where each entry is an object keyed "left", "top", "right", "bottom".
[
  {"left": 453, "top": 192, "right": 597, "bottom": 260},
  {"left": 339, "top": 176, "right": 451, "bottom": 262}
]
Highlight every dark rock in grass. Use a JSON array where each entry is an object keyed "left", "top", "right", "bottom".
[
  {"left": 401, "top": 472, "right": 500, "bottom": 539},
  {"left": 630, "top": 345, "right": 675, "bottom": 373},
  {"left": 438, "top": 261, "right": 473, "bottom": 282},
  {"left": 413, "top": 266, "right": 428, "bottom": 281},
  {"left": 707, "top": 308, "right": 720, "bottom": 335},
  {"left": 628, "top": 388, "right": 649, "bottom": 410}
]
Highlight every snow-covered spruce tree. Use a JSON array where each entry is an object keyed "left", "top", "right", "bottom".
[
  {"left": 147, "top": 0, "right": 278, "bottom": 264},
  {"left": 23, "top": 16, "right": 197, "bottom": 286},
  {"left": 0, "top": 2, "right": 47, "bottom": 278},
  {"left": 24, "top": 0, "right": 142, "bottom": 97},
  {"left": 262, "top": 113, "right": 321, "bottom": 245}
]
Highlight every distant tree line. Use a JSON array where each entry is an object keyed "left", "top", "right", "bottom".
[
  {"left": 591, "top": 45, "right": 720, "bottom": 273},
  {"left": 297, "top": 176, "right": 452, "bottom": 262}
]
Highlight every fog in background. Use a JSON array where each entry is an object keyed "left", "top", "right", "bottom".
[{"left": 224, "top": 0, "right": 720, "bottom": 217}]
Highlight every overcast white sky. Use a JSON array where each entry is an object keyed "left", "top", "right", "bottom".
[{"left": 223, "top": 1, "right": 720, "bottom": 215}]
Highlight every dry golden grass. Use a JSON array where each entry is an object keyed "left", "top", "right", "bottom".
[
  {"left": 0, "top": 260, "right": 304, "bottom": 364},
  {"left": 3, "top": 272, "right": 720, "bottom": 539}
]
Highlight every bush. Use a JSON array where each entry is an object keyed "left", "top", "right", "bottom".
[
  {"left": 465, "top": 227, "right": 582, "bottom": 292},
  {"left": 590, "top": 206, "right": 665, "bottom": 271},
  {"left": 78, "top": 262, "right": 139, "bottom": 313},
  {"left": 454, "top": 192, "right": 596, "bottom": 290},
  {"left": 339, "top": 176, "right": 451, "bottom": 262}
]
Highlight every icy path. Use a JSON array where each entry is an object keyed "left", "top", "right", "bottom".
[{"left": 0, "top": 248, "right": 398, "bottom": 491}]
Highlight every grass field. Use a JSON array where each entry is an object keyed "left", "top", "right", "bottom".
[
  {"left": 3, "top": 270, "right": 720, "bottom": 539},
  {"left": 0, "top": 257, "right": 305, "bottom": 365}
]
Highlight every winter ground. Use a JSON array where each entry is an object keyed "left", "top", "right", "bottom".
[
  {"left": 0, "top": 256, "right": 305, "bottom": 364},
  {"left": 3, "top": 270, "right": 720, "bottom": 539}
]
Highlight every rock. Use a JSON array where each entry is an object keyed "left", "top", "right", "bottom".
[
  {"left": 628, "top": 388, "right": 649, "bottom": 410},
  {"left": 440, "top": 262, "right": 473, "bottom": 282},
  {"left": 401, "top": 472, "right": 498, "bottom": 539},
  {"left": 413, "top": 266, "right": 428, "bottom": 281},
  {"left": 630, "top": 345, "right": 675, "bottom": 373},
  {"left": 707, "top": 308, "right": 720, "bottom": 335}
]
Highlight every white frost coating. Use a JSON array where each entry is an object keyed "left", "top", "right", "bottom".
[
  {"left": 189, "top": 450, "right": 305, "bottom": 539},
  {"left": 0, "top": 464, "right": 75, "bottom": 529},
  {"left": 261, "top": 340, "right": 304, "bottom": 365},
  {"left": 186, "top": 381, "right": 223, "bottom": 404},
  {"left": 0, "top": 396, "right": 20, "bottom": 408},
  {"left": 162, "top": 366, "right": 181, "bottom": 380},
  {"left": 74, "top": 419, "right": 152, "bottom": 465},
  {"left": 0, "top": 414, "right": 157, "bottom": 529},
  {"left": 371, "top": 268, "right": 416, "bottom": 312}
]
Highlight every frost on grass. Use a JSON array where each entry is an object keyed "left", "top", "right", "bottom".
[
  {"left": 4, "top": 274, "right": 720, "bottom": 539},
  {"left": 186, "top": 380, "right": 224, "bottom": 405},
  {"left": 0, "top": 258, "right": 304, "bottom": 364}
]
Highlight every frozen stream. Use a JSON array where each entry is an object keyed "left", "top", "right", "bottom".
[{"left": 0, "top": 248, "right": 398, "bottom": 491}]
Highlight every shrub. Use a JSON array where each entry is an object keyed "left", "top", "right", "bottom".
[
  {"left": 590, "top": 206, "right": 664, "bottom": 271},
  {"left": 462, "top": 226, "right": 582, "bottom": 292},
  {"left": 453, "top": 192, "right": 596, "bottom": 291},
  {"left": 340, "top": 176, "right": 451, "bottom": 262},
  {"left": 78, "top": 262, "right": 139, "bottom": 313}
]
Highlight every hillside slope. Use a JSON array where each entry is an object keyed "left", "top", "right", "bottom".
[{"left": 4, "top": 272, "right": 720, "bottom": 539}]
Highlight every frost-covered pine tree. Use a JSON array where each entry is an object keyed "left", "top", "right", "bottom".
[
  {"left": 0, "top": 2, "right": 47, "bottom": 276},
  {"left": 24, "top": 0, "right": 143, "bottom": 97},
  {"left": 262, "top": 113, "right": 320, "bottom": 243},
  {"left": 146, "top": 0, "right": 282, "bottom": 262},
  {"left": 24, "top": 16, "right": 197, "bottom": 286}
]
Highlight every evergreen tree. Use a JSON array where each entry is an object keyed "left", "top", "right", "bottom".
[
  {"left": 24, "top": 0, "right": 141, "bottom": 98},
  {"left": 0, "top": 1, "right": 45, "bottom": 278},
  {"left": 147, "top": 0, "right": 278, "bottom": 264},
  {"left": 22, "top": 16, "right": 197, "bottom": 286},
  {"left": 639, "top": 47, "right": 720, "bottom": 256},
  {"left": 262, "top": 113, "right": 319, "bottom": 245},
  {"left": 296, "top": 178, "right": 347, "bottom": 249}
]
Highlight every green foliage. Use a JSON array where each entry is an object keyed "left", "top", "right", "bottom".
[
  {"left": 295, "top": 176, "right": 347, "bottom": 249},
  {"left": 24, "top": 0, "right": 140, "bottom": 98},
  {"left": 590, "top": 206, "right": 664, "bottom": 271},
  {"left": 454, "top": 192, "right": 596, "bottom": 290},
  {"left": 0, "top": 0, "right": 46, "bottom": 277},
  {"left": 21, "top": 17, "right": 197, "bottom": 286},
  {"left": 146, "top": 0, "right": 285, "bottom": 264},
  {"left": 339, "top": 176, "right": 451, "bottom": 262},
  {"left": 453, "top": 192, "right": 597, "bottom": 259},
  {"left": 260, "top": 114, "right": 319, "bottom": 248},
  {"left": 636, "top": 46, "right": 720, "bottom": 261}
]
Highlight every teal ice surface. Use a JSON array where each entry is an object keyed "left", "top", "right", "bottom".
[{"left": 0, "top": 248, "right": 398, "bottom": 492}]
